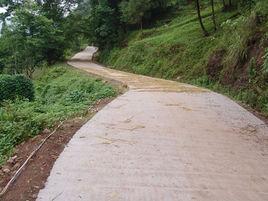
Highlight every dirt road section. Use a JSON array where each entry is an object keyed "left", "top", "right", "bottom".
[{"left": 37, "top": 47, "right": 268, "bottom": 201}]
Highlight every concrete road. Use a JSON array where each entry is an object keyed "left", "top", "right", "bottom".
[{"left": 37, "top": 47, "right": 268, "bottom": 201}]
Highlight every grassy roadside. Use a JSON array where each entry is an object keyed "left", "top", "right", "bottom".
[
  {"left": 99, "top": 4, "right": 236, "bottom": 78},
  {"left": 0, "top": 64, "right": 117, "bottom": 164},
  {"left": 99, "top": 2, "right": 268, "bottom": 117}
]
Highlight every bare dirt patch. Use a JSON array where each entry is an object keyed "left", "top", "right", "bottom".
[{"left": 0, "top": 98, "right": 114, "bottom": 201}]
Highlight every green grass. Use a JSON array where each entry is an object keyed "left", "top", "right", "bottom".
[
  {"left": 100, "top": 2, "right": 268, "bottom": 116},
  {"left": 0, "top": 64, "right": 117, "bottom": 164},
  {"left": 100, "top": 4, "right": 236, "bottom": 79}
]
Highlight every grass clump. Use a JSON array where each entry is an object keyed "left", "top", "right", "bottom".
[{"left": 0, "top": 64, "right": 117, "bottom": 164}]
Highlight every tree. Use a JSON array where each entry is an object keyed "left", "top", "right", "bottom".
[
  {"left": 119, "top": 0, "right": 172, "bottom": 30},
  {"left": 71, "top": 0, "right": 174, "bottom": 48},
  {"left": 229, "top": 0, "right": 232, "bottom": 7},
  {"left": 120, "top": 0, "right": 151, "bottom": 30},
  {"left": 40, "top": 0, "right": 65, "bottom": 23},
  {"left": 38, "top": 0, "right": 78, "bottom": 23},
  {"left": 0, "top": 1, "right": 64, "bottom": 77},
  {"left": 222, "top": 0, "right": 226, "bottom": 9},
  {"left": 87, "top": 1, "right": 120, "bottom": 49},
  {"left": 221, "top": 0, "right": 231, "bottom": 11},
  {"left": 211, "top": 0, "right": 217, "bottom": 31},
  {"left": 195, "top": 0, "right": 208, "bottom": 36}
]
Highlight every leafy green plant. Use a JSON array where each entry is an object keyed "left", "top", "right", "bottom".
[
  {"left": 0, "top": 64, "right": 117, "bottom": 164},
  {"left": 0, "top": 74, "right": 35, "bottom": 102},
  {"left": 65, "top": 90, "right": 86, "bottom": 103}
]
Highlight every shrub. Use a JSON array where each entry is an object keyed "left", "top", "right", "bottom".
[{"left": 0, "top": 74, "right": 35, "bottom": 102}]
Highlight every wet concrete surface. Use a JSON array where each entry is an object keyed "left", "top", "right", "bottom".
[{"left": 37, "top": 47, "right": 268, "bottom": 201}]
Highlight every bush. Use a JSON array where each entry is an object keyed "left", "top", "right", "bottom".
[{"left": 0, "top": 74, "right": 35, "bottom": 102}]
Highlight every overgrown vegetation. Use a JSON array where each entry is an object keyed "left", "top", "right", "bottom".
[
  {"left": 0, "top": 74, "right": 34, "bottom": 102},
  {"left": 98, "top": 0, "right": 268, "bottom": 116},
  {"left": 0, "top": 64, "right": 116, "bottom": 164}
]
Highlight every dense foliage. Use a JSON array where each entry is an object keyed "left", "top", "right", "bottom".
[
  {"left": 119, "top": 0, "right": 171, "bottom": 29},
  {"left": 0, "top": 64, "right": 116, "bottom": 164},
  {"left": 86, "top": 1, "right": 121, "bottom": 49},
  {"left": 0, "top": 2, "right": 64, "bottom": 77},
  {"left": 76, "top": 0, "right": 177, "bottom": 49},
  {"left": 0, "top": 74, "right": 34, "bottom": 102}
]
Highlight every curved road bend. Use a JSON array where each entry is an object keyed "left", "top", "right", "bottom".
[{"left": 37, "top": 46, "right": 268, "bottom": 201}]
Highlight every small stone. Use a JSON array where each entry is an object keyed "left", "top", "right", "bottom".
[{"left": 3, "top": 168, "right": 10, "bottom": 174}]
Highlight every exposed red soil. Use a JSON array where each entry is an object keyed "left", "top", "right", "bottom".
[{"left": 0, "top": 98, "right": 114, "bottom": 201}]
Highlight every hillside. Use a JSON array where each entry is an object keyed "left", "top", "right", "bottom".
[{"left": 99, "top": 2, "right": 268, "bottom": 117}]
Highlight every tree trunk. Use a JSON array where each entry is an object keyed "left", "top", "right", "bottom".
[
  {"left": 211, "top": 0, "right": 217, "bottom": 31},
  {"left": 222, "top": 0, "right": 228, "bottom": 11},
  {"left": 195, "top": 0, "right": 208, "bottom": 36},
  {"left": 222, "top": 0, "right": 226, "bottom": 7},
  {"left": 229, "top": 0, "right": 232, "bottom": 7}
]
